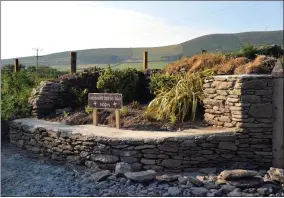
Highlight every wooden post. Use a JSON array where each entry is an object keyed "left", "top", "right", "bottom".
[
  {"left": 115, "top": 110, "right": 120, "bottom": 129},
  {"left": 143, "top": 51, "right": 148, "bottom": 71},
  {"left": 70, "top": 52, "right": 77, "bottom": 74},
  {"left": 14, "top": 59, "right": 19, "bottom": 72},
  {"left": 93, "top": 108, "right": 98, "bottom": 126}
]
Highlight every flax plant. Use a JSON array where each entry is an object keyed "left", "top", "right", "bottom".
[{"left": 146, "top": 69, "right": 214, "bottom": 123}]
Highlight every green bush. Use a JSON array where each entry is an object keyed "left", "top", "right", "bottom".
[
  {"left": 26, "top": 66, "right": 66, "bottom": 79},
  {"left": 71, "top": 88, "right": 88, "bottom": 106},
  {"left": 224, "top": 43, "right": 283, "bottom": 59},
  {"left": 96, "top": 66, "right": 140, "bottom": 102},
  {"left": 120, "top": 107, "right": 129, "bottom": 117},
  {"left": 85, "top": 105, "right": 93, "bottom": 114},
  {"left": 239, "top": 43, "right": 258, "bottom": 59},
  {"left": 149, "top": 73, "right": 179, "bottom": 96},
  {"left": 1, "top": 71, "right": 36, "bottom": 120},
  {"left": 130, "top": 100, "right": 140, "bottom": 109},
  {"left": 1, "top": 65, "right": 63, "bottom": 120}
]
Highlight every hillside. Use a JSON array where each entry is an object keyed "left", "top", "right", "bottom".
[{"left": 1, "top": 30, "right": 283, "bottom": 69}]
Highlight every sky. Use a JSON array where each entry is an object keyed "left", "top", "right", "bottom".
[{"left": 1, "top": 1, "right": 283, "bottom": 59}]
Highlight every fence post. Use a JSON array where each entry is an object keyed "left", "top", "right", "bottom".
[
  {"left": 143, "top": 51, "right": 148, "bottom": 71},
  {"left": 70, "top": 52, "right": 77, "bottom": 74},
  {"left": 14, "top": 59, "right": 19, "bottom": 72}
]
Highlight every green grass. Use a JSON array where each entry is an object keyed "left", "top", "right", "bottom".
[
  {"left": 112, "top": 61, "right": 169, "bottom": 69},
  {"left": 2, "top": 30, "right": 282, "bottom": 67},
  {"left": 50, "top": 61, "right": 169, "bottom": 71}
]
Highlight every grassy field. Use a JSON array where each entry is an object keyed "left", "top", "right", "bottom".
[
  {"left": 50, "top": 61, "right": 169, "bottom": 72},
  {"left": 2, "top": 30, "right": 282, "bottom": 67}
]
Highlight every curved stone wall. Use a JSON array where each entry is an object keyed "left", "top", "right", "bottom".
[
  {"left": 29, "top": 71, "right": 102, "bottom": 118},
  {"left": 9, "top": 119, "right": 272, "bottom": 172}
]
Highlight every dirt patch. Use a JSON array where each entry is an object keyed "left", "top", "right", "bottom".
[{"left": 42, "top": 104, "right": 208, "bottom": 131}]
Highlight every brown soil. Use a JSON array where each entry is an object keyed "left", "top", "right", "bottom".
[{"left": 43, "top": 104, "right": 208, "bottom": 131}]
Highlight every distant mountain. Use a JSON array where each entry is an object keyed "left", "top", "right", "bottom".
[{"left": 1, "top": 30, "right": 283, "bottom": 67}]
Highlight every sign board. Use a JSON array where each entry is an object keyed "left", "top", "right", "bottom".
[{"left": 88, "top": 93, "right": 123, "bottom": 109}]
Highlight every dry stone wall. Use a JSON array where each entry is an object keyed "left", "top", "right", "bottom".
[
  {"left": 28, "top": 69, "right": 162, "bottom": 118},
  {"left": 28, "top": 81, "right": 71, "bottom": 118},
  {"left": 203, "top": 75, "right": 273, "bottom": 128},
  {"left": 203, "top": 75, "right": 273, "bottom": 168},
  {"left": 9, "top": 119, "right": 272, "bottom": 172},
  {"left": 28, "top": 71, "right": 102, "bottom": 118}
]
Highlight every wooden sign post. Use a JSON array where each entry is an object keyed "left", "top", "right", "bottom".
[{"left": 88, "top": 93, "right": 123, "bottom": 129}]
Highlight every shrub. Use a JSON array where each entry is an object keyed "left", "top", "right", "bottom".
[
  {"left": 149, "top": 73, "right": 179, "bottom": 96},
  {"left": 256, "top": 44, "right": 284, "bottom": 58},
  {"left": 146, "top": 69, "right": 213, "bottom": 123},
  {"left": 130, "top": 101, "right": 140, "bottom": 109},
  {"left": 96, "top": 66, "right": 140, "bottom": 102},
  {"left": 169, "top": 114, "right": 177, "bottom": 125},
  {"left": 144, "top": 111, "right": 156, "bottom": 122},
  {"left": 71, "top": 88, "right": 88, "bottom": 106},
  {"left": 63, "top": 111, "right": 69, "bottom": 117},
  {"left": 1, "top": 71, "right": 35, "bottom": 120},
  {"left": 239, "top": 43, "right": 258, "bottom": 59},
  {"left": 1, "top": 64, "right": 25, "bottom": 73},
  {"left": 1, "top": 65, "right": 64, "bottom": 121},
  {"left": 85, "top": 105, "right": 93, "bottom": 114},
  {"left": 27, "top": 66, "right": 66, "bottom": 78},
  {"left": 120, "top": 107, "right": 129, "bottom": 117}
]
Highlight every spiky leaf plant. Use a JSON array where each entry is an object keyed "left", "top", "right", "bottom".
[{"left": 146, "top": 69, "right": 213, "bottom": 123}]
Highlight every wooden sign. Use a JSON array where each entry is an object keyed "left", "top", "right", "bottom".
[
  {"left": 88, "top": 93, "right": 122, "bottom": 129},
  {"left": 88, "top": 93, "right": 123, "bottom": 109}
]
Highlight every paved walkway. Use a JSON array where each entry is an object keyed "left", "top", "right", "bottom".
[{"left": 12, "top": 118, "right": 237, "bottom": 140}]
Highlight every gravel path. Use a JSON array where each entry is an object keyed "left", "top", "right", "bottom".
[
  {"left": 2, "top": 143, "right": 284, "bottom": 197},
  {"left": 1, "top": 143, "right": 171, "bottom": 197},
  {"left": 1, "top": 144, "right": 100, "bottom": 196}
]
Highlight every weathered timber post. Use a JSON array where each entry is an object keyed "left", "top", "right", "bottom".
[
  {"left": 93, "top": 108, "right": 98, "bottom": 126},
  {"left": 143, "top": 51, "right": 148, "bottom": 71},
  {"left": 115, "top": 110, "right": 120, "bottom": 129},
  {"left": 70, "top": 52, "right": 77, "bottom": 74},
  {"left": 272, "top": 59, "right": 284, "bottom": 169},
  {"left": 14, "top": 59, "right": 19, "bottom": 72}
]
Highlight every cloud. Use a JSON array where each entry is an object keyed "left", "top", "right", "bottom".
[{"left": 1, "top": 1, "right": 218, "bottom": 59}]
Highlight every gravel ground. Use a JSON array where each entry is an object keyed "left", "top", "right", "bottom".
[
  {"left": 2, "top": 143, "right": 284, "bottom": 197},
  {"left": 1, "top": 143, "right": 99, "bottom": 196},
  {"left": 1, "top": 143, "right": 172, "bottom": 197}
]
